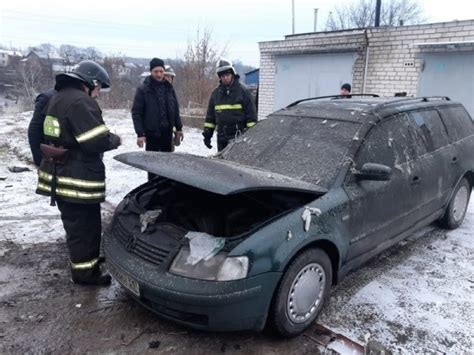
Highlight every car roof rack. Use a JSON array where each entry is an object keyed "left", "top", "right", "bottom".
[
  {"left": 286, "top": 94, "right": 380, "bottom": 108},
  {"left": 374, "top": 96, "right": 452, "bottom": 111}
]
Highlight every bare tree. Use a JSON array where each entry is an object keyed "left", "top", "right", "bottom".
[
  {"left": 59, "top": 44, "right": 80, "bottom": 64},
  {"left": 174, "top": 26, "right": 226, "bottom": 111},
  {"left": 84, "top": 47, "right": 103, "bottom": 61},
  {"left": 14, "top": 59, "right": 51, "bottom": 109},
  {"left": 99, "top": 55, "right": 144, "bottom": 109},
  {"left": 325, "top": 0, "right": 425, "bottom": 30}
]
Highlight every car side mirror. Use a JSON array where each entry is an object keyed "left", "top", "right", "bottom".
[{"left": 354, "top": 163, "right": 392, "bottom": 181}]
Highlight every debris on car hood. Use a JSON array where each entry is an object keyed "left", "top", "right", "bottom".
[
  {"left": 115, "top": 152, "right": 327, "bottom": 195},
  {"left": 185, "top": 231, "right": 225, "bottom": 265}
]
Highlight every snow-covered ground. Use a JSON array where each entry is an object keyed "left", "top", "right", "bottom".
[
  {"left": 0, "top": 109, "right": 217, "bottom": 244},
  {"left": 0, "top": 108, "right": 473, "bottom": 353}
]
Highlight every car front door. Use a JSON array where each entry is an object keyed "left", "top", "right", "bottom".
[{"left": 344, "top": 114, "right": 420, "bottom": 262}]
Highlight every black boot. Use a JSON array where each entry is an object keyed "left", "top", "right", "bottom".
[{"left": 71, "top": 267, "right": 111, "bottom": 286}]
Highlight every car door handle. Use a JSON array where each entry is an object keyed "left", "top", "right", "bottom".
[
  {"left": 451, "top": 157, "right": 458, "bottom": 164},
  {"left": 411, "top": 175, "right": 421, "bottom": 185}
]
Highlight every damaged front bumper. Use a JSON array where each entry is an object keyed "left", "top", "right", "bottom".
[{"left": 103, "top": 228, "right": 281, "bottom": 332}]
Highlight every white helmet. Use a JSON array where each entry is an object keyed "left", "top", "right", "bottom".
[
  {"left": 164, "top": 65, "right": 176, "bottom": 77},
  {"left": 216, "top": 58, "right": 236, "bottom": 76}
]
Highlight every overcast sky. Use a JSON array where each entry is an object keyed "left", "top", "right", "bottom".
[{"left": 1, "top": 0, "right": 473, "bottom": 66}]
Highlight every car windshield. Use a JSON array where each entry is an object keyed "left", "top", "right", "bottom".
[{"left": 220, "top": 114, "right": 361, "bottom": 188}]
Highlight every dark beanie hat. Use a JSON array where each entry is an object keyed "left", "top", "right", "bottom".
[
  {"left": 150, "top": 58, "right": 165, "bottom": 71},
  {"left": 341, "top": 83, "right": 351, "bottom": 92}
]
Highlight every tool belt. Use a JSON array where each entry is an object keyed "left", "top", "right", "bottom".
[{"left": 40, "top": 144, "right": 68, "bottom": 206}]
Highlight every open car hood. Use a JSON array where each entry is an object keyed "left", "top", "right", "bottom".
[{"left": 114, "top": 152, "right": 327, "bottom": 195}]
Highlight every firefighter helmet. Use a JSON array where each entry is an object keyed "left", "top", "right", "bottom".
[
  {"left": 216, "top": 58, "right": 236, "bottom": 76},
  {"left": 58, "top": 60, "right": 111, "bottom": 89},
  {"left": 164, "top": 65, "right": 176, "bottom": 77}
]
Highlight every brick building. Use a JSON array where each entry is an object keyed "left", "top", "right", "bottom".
[{"left": 258, "top": 19, "right": 474, "bottom": 119}]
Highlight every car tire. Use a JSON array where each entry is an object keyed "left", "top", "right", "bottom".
[
  {"left": 439, "top": 177, "right": 471, "bottom": 230},
  {"left": 268, "top": 248, "right": 332, "bottom": 337}
]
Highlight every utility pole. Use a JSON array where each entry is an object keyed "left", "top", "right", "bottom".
[
  {"left": 314, "top": 8, "right": 319, "bottom": 32},
  {"left": 292, "top": 0, "right": 295, "bottom": 34},
  {"left": 375, "top": 0, "right": 381, "bottom": 27}
]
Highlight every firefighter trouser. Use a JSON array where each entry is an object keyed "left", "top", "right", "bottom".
[
  {"left": 145, "top": 129, "right": 173, "bottom": 181},
  {"left": 56, "top": 200, "right": 101, "bottom": 274}
]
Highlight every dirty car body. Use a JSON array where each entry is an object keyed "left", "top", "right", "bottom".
[{"left": 104, "top": 97, "right": 474, "bottom": 336}]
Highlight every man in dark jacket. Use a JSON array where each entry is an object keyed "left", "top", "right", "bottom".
[
  {"left": 131, "top": 58, "right": 183, "bottom": 180},
  {"left": 202, "top": 58, "right": 257, "bottom": 152},
  {"left": 36, "top": 60, "right": 121, "bottom": 286},
  {"left": 28, "top": 89, "right": 56, "bottom": 166}
]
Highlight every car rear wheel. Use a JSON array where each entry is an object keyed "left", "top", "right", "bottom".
[
  {"left": 439, "top": 177, "right": 471, "bottom": 230},
  {"left": 269, "top": 248, "right": 332, "bottom": 337}
]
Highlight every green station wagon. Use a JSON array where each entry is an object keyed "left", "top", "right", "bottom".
[{"left": 104, "top": 96, "right": 473, "bottom": 336}]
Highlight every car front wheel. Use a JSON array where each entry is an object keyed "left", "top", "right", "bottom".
[
  {"left": 439, "top": 177, "right": 471, "bottom": 229},
  {"left": 269, "top": 248, "right": 332, "bottom": 337}
]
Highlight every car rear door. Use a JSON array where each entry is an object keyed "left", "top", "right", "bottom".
[
  {"left": 406, "top": 109, "right": 451, "bottom": 218},
  {"left": 437, "top": 105, "right": 474, "bottom": 193}
]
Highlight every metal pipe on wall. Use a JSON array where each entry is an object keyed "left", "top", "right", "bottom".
[
  {"left": 362, "top": 29, "right": 370, "bottom": 94},
  {"left": 292, "top": 0, "right": 295, "bottom": 34},
  {"left": 314, "top": 8, "right": 318, "bottom": 32}
]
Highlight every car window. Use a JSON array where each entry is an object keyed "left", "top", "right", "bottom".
[
  {"left": 408, "top": 109, "right": 449, "bottom": 153},
  {"left": 437, "top": 106, "right": 474, "bottom": 141},
  {"left": 356, "top": 114, "right": 416, "bottom": 168}
]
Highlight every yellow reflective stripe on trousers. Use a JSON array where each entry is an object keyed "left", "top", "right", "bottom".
[
  {"left": 214, "top": 104, "right": 243, "bottom": 111},
  {"left": 70, "top": 258, "right": 99, "bottom": 270},
  {"left": 246, "top": 122, "right": 256, "bottom": 128},
  {"left": 37, "top": 182, "right": 105, "bottom": 200},
  {"left": 38, "top": 170, "right": 105, "bottom": 189},
  {"left": 44, "top": 115, "right": 61, "bottom": 138},
  {"left": 204, "top": 122, "right": 216, "bottom": 128},
  {"left": 75, "top": 125, "right": 109, "bottom": 143}
]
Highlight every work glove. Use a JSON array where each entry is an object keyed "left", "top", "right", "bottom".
[{"left": 202, "top": 128, "right": 213, "bottom": 149}]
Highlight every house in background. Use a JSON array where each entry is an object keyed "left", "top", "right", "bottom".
[
  {"left": 0, "top": 50, "right": 22, "bottom": 67},
  {"left": 258, "top": 19, "right": 474, "bottom": 119}
]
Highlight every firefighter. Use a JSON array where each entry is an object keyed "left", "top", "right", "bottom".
[
  {"left": 202, "top": 58, "right": 257, "bottom": 152},
  {"left": 163, "top": 64, "right": 183, "bottom": 150},
  {"left": 163, "top": 64, "right": 176, "bottom": 84},
  {"left": 36, "top": 60, "right": 121, "bottom": 286}
]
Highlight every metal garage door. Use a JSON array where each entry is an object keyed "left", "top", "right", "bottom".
[
  {"left": 418, "top": 52, "right": 474, "bottom": 116},
  {"left": 274, "top": 52, "right": 357, "bottom": 110}
]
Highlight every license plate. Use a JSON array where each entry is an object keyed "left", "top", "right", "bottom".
[{"left": 107, "top": 263, "right": 140, "bottom": 297}]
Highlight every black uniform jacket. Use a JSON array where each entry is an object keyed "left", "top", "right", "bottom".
[
  {"left": 36, "top": 88, "right": 120, "bottom": 204},
  {"left": 204, "top": 76, "right": 257, "bottom": 142},
  {"left": 131, "top": 76, "right": 183, "bottom": 138}
]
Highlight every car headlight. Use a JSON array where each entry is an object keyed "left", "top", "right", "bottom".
[{"left": 169, "top": 248, "right": 249, "bottom": 281}]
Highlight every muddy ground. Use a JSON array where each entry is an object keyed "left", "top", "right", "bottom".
[
  {"left": 0, "top": 239, "right": 326, "bottom": 354},
  {"left": 0, "top": 224, "right": 470, "bottom": 354}
]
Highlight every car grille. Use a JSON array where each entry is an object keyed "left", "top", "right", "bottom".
[{"left": 113, "top": 219, "right": 171, "bottom": 266}]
